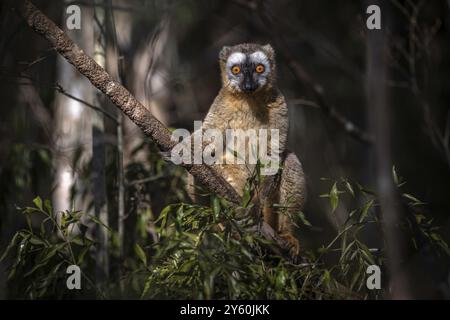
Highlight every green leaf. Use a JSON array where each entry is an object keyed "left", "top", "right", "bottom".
[
  {"left": 33, "top": 196, "right": 43, "bottom": 211},
  {"left": 415, "top": 213, "right": 426, "bottom": 225},
  {"left": 356, "top": 240, "right": 375, "bottom": 265},
  {"left": 141, "top": 274, "right": 153, "bottom": 299},
  {"left": 71, "top": 237, "right": 84, "bottom": 246},
  {"left": 156, "top": 204, "right": 174, "bottom": 228},
  {"left": 339, "top": 240, "right": 356, "bottom": 264},
  {"left": 77, "top": 246, "right": 90, "bottom": 265},
  {"left": 0, "top": 233, "right": 20, "bottom": 262},
  {"left": 276, "top": 269, "right": 287, "bottom": 288},
  {"left": 321, "top": 270, "right": 331, "bottom": 286},
  {"left": 23, "top": 207, "right": 40, "bottom": 214},
  {"left": 343, "top": 180, "right": 355, "bottom": 197},
  {"left": 29, "top": 236, "right": 45, "bottom": 246},
  {"left": 212, "top": 197, "right": 221, "bottom": 217},
  {"left": 298, "top": 211, "right": 312, "bottom": 227},
  {"left": 318, "top": 246, "right": 329, "bottom": 254},
  {"left": 242, "top": 188, "right": 251, "bottom": 207},
  {"left": 392, "top": 165, "right": 399, "bottom": 186},
  {"left": 135, "top": 244, "right": 147, "bottom": 266},
  {"left": 87, "top": 214, "right": 112, "bottom": 231},
  {"left": 359, "top": 199, "right": 374, "bottom": 223},
  {"left": 24, "top": 261, "right": 48, "bottom": 277},
  {"left": 430, "top": 233, "right": 441, "bottom": 241},
  {"left": 402, "top": 193, "right": 424, "bottom": 205},
  {"left": 50, "top": 261, "right": 64, "bottom": 276},
  {"left": 330, "top": 182, "right": 339, "bottom": 212},
  {"left": 204, "top": 267, "right": 221, "bottom": 299},
  {"left": 348, "top": 209, "right": 357, "bottom": 220},
  {"left": 44, "top": 199, "right": 52, "bottom": 215},
  {"left": 42, "top": 247, "right": 58, "bottom": 261}
]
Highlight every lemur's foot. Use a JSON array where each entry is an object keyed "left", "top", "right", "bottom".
[{"left": 279, "top": 233, "right": 301, "bottom": 262}]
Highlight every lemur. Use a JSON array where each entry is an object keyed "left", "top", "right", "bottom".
[{"left": 187, "top": 43, "right": 306, "bottom": 254}]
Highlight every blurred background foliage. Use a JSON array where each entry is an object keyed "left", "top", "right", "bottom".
[{"left": 0, "top": 0, "right": 450, "bottom": 298}]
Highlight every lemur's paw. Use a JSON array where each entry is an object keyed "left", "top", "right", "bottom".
[{"left": 280, "top": 233, "right": 301, "bottom": 262}]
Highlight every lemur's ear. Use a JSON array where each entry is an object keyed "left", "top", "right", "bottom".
[
  {"left": 219, "top": 46, "right": 232, "bottom": 62},
  {"left": 262, "top": 44, "right": 275, "bottom": 59}
]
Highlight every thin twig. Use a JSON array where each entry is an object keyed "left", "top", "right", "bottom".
[{"left": 54, "top": 83, "right": 118, "bottom": 124}]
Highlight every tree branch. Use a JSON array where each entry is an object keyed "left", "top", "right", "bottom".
[{"left": 15, "top": 0, "right": 241, "bottom": 204}]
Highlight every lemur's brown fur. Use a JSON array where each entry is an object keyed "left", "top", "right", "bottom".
[{"left": 187, "top": 43, "right": 306, "bottom": 255}]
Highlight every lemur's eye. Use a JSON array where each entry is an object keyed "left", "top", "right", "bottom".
[
  {"left": 231, "top": 65, "right": 241, "bottom": 74},
  {"left": 255, "top": 64, "right": 265, "bottom": 73}
]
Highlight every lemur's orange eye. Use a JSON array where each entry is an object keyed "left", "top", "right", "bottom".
[
  {"left": 255, "top": 64, "right": 265, "bottom": 73},
  {"left": 231, "top": 65, "right": 241, "bottom": 74}
]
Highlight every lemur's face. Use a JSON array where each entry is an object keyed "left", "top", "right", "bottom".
[{"left": 224, "top": 50, "right": 272, "bottom": 93}]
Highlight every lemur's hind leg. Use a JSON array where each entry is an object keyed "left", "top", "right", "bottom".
[{"left": 277, "top": 151, "right": 306, "bottom": 256}]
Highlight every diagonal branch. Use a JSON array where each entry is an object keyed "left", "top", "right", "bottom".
[{"left": 14, "top": 0, "right": 240, "bottom": 204}]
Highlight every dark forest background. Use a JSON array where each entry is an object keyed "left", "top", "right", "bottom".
[{"left": 0, "top": 0, "right": 449, "bottom": 299}]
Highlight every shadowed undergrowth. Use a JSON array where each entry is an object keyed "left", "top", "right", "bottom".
[{"left": 1, "top": 164, "right": 448, "bottom": 299}]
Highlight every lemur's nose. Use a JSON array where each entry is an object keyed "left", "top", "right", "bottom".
[
  {"left": 243, "top": 83, "right": 256, "bottom": 92},
  {"left": 242, "top": 78, "right": 257, "bottom": 92}
]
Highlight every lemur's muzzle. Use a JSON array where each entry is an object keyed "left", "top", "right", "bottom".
[{"left": 241, "top": 72, "right": 257, "bottom": 92}]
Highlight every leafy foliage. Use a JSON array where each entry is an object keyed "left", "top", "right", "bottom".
[
  {"left": 0, "top": 197, "right": 99, "bottom": 298},
  {"left": 1, "top": 166, "right": 449, "bottom": 299}
]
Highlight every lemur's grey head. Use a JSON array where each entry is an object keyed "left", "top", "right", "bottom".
[{"left": 219, "top": 43, "right": 276, "bottom": 94}]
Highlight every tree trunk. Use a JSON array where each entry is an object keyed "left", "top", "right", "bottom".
[
  {"left": 52, "top": 0, "right": 93, "bottom": 224},
  {"left": 365, "top": 0, "right": 411, "bottom": 298},
  {"left": 92, "top": 0, "right": 109, "bottom": 285}
]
